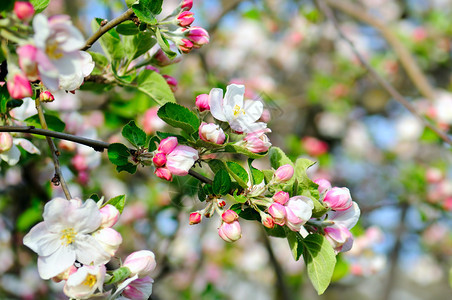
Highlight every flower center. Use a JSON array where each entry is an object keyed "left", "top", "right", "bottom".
[
  {"left": 60, "top": 228, "right": 77, "bottom": 245},
  {"left": 45, "top": 42, "right": 63, "bottom": 60},
  {"left": 83, "top": 274, "right": 97, "bottom": 288},
  {"left": 232, "top": 104, "right": 245, "bottom": 117}
]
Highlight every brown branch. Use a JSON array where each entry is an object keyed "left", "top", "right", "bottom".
[
  {"left": 82, "top": 8, "right": 134, "bottom": 51},
  {"left": 34, "top": 98, "right": 72, "bottom": 200},
  {"left": 323, "top": 0, "right": 436, "bottom": 102},
  {"left": 317, "top": 0, "right": 452, "bottom": 146}
]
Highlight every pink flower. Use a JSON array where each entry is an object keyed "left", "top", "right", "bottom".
[
  {"left": 285, "top": 196, "right": 314, "bottom": 231},
  {"left": 261, "top": 213, "right": 275, "bottom": 228},
  {"left": 158, "top": 137, "right": 178, "bottom": 154},
  {"left": 195, "top": 94, "right": 210, "bottom": 112},
  {"left": 242, "top": 128, "right": 271, "bottom": 153},
  {"left": 273, "top": 191, "right": 289, "bottom": 205},
  {"left": 123, "top": 250, "right": 157, "bottom": 278},
  {"left": 122, "top": 276, "right": 154, "bottom": 300},
  {"left": 165, "top": 145, "right": 198, "bottom": 176},
  {"left": 178, "top": 38, "right": 193, "bottom": 53},
  {"left": 14, "top": 1, "right": 35, "bottom": 22},
  {"left": 17, "top": 45, "right": 39, "bottom": 80},
  {"left": 324, "top": 202, "right": 360, "bottom": 253},
  {"left": 273, "top": 164, "right": 294, "bottom": 182},
  {"left": 7, "top": 68, "right": 32, "bottom": 99},
  {"left": 185, "top": 26, "right": 210, "bottom": 48},
  {"left": 155, "top": 167, "right": 172, "bottom": 181},
  {"left": 221, "top": 209, "right": 239, "bottom": 223},
  {"left": 63, "top": 265, "right": 106, "bottom": 299},
  {"left": 39, "top": 90, "right": 55, "bottom": 102},
  {"left": 218, "top": 220, "right": 241, "bottom": 242},
  {"left": 145, "top": 65, "right": 159, "bottom": 72},
  {"left": 199, "top": 122, "right": 225, "bottom": 144},
  {"left": 0, "top": 133, "right": 13, "bottom": 153},
  {"left": 268, "top": 203, "right": 286, "bottom": 226},
  {"left": 177, "top": 11, "right": 194, "bottom": 27},
  {"left": 181, "top": 0, "right": 193, "bottom": 11},
  {"left": 323, "top": 187, "right": 353, "bottom": 211},
  {"left": 152, "top": 152, "right": 167, "bottom": 167},
  {"left": 314, "top": 178, "right": 332, "bottom": 195},
  {"left": 189, "top": 212, "right": 202, "bottom": 225},
  {"left": 302, "top": 137, "right": 328, "bottom": 157}
]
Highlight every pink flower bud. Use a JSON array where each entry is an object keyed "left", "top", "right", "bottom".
[
  {"left": 273, "top": 164, "right": 294, "bottom": 182},
  {"left": 273, "top": 191, "right": 289, "bottom": 205},
  {"left": 99, "top": 204, "right": 120, "bottom": 228},
  {"left": 16, "top": 45, "right": 39, "bottom": 80},
  {"left": 426, "top": 168, "right": 443, "bottom": 183},
  {"left": 158, "top": 137, "right": 178, "bottom": 154},
  {"left": 268, "top": 203, "right": 286, "bottom": 226},
  {"left": 177, "top": 11, "right": 194, "bottom": 27},
  {"left": 178, "top": 38, "right": 193, "bottom": 53},
  {"left": 145, "top": 65, "right": 160, "bottom": 72},
  {"left": 285, "top": 196, "right": 314, "bottom": 231},
  {"left": 152, "top": 48, "right": 182, "bottom": 67},
  {"left": 122, "top": 276, "right": 154, "bottom": 300},
  {"left": 153, "top": 152, "right": 167, "bottom": 167},
  {"left": 302, "top": 136, "right": 328, "bottom": 157},
  {"left": 323, "top": 187, "right": 353, "bottom": 211},
  {"left": 242, "top": 128, "right": 271, "bottom": 153},
  {"left": 181, "top": 0, "right": 193, "bottom": 11},
  {"left": 199, "top": 122, "right": 225, "bottom": 144},
  {"left": 165, "top": 145, "right": 198, "bottom": 176},
  {"left": 142, "top": 107, "right": 165, "bottom": 134},
  {"left": 221, "top": 209, "right": 238, "bottom": 223},
  {"left": 92, "top": 228, "right": 122, "bottom": 256},
  {"left": 124, "top": 250, "right": 157, "bottom": 278},
  {"left": 163, "top": 75, "right": 177, "bottom": 92},
  {"left": 0, "top": 132, "right": 13, "bottom": 153},
  {"left": 260, "top": 213, "right": 275, "bottom": 228},
  {"left": 155, "top": 167, "right": 172, "bottom": 181},
  {"left": 7, "top": 72, "right": 32, "bottom": 99},
  {"left": 324, "top": 225, "right": 354, "bottom": 253},
  {"left": 39, "top": 90, "right": 55, "bottom": 102},
  {"left": 186, "top": 26, "right": 210, "bottom": 48},
  {"left": 189, "top": 212, "right": 202, "bottom": 225},
  {"left": 314, "top": 178, "right": 332, "bottom": 194},
  {"left": 195, "top": 94, "right": 210, "bottom": 112},
  {"left": 218, "top": 220, "right": 241, "bottom": 242},
  {"left": 14, "top": 1, "right": 35, "bottom": 22}
]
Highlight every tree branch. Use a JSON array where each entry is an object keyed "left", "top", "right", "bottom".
[
  {"left": 323, "top": 0, "right": 436, "bottom": 102},
  {"left": 82, "top": 8, "right": 135, "bottom": 51},
  {"left": 317, "top": 0, "right": 452, "bottom": 146}
]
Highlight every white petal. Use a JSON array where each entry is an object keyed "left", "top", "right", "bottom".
[
  {"left": 80, "top": 51, "right": 94, "bottom": 77},
  {"left": 42, "top": 197, "right": 72, "bottom": 231},
  {"left": 0, "top": 145, "right": 21, "bottom": 165},
  {"left": 74, "top": 235, "right": 111, "bottom": 266},
  {"left": 329, "top": 201, "right": 361, "bottom": 229},
  {"left": 37, "top": 245, "right": 75, "bottom": 280},
  {"left": 23, "top": 222, "right": 61, "bottom": 256},
  {"left": 209, "top": 88, "right": 227, "bottom": 122},
  {"left": 223, "top": 84, "right": 245, "bottom": 108},
  {"left": 33, "top": 14, "right": 50, "bottom": 50},
  {"left": 243, "top": 100, "right": 263, "bottom": 122},
  {"left": 13, "top": 138, "right": 41, "bottom": 154},
  {"left": 71, "top": 199, "right": 102, "bottom": 233}
]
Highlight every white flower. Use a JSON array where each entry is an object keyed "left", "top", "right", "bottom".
[
  {"left": 0, "top": 138, "right": 41, "bottom": 166},
  {"left": 23, "top": 198, "right": 111, "bottom": 279},
  {"left": 63, "top": 265, "right": 106, "bottom": 299},
  {"left": 209, "top": 84, "right": 266, "bottom": 133}
]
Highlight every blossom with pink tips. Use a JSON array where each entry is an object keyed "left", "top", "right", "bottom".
[
  {"left": 221, "top": 209, "right": 239, "bottom": 223},
  {"left": 273, "top": 191, "right": 289, "bottom": 205},
  {"left": 177, "top": 11, "right": 194, "bottom": 27},
  {"left": 302, "top": 136, "right": 328, "bottom": 157},
  {"left": 324, "top": 202, "right": 360, "bottom": 253},
  {"left": 0, "top": 133, "right": 13, "bottom": 153},
  {"left": 242, "top": 128, "right": 272, "bottom": 153},
  {"left": 185, "top": 26, "right": 210, "bottom": 48},
  {"left": 261, "top": 213, "right": 275, "bottom": 228},
  {"left": 163, "top": 75, "right": 178, "bottom": 92},
  {"left": 99, "top": 204, "right": 120, "bottom": 228},
  {"left": 285, "top": 196, "right": 314, "bottom": 231},
  {"left": 181, "top": 0, "right": 193, "bottom": 11},
  {"left": 121, "top": 276, "right": 154, "bottom": 300},
  {"left": 39, "top": 90, "right": 55, "bottom": 102},
  {"left": 154, "top": 167, "right": 172, "bottom": 181},
  {"left": 14, "top": 1, "right": 35, "bottom": 22},
  {"left": 199, "top": 122, "right": 226, "bottom": 144},
  {"left": 158, "top": 137, "right": 178, "bottom": 154},
  {"left": 17, "top": 45, "right": 39, "bottom": 80},
  {"left": 268, "top": 203, "right": 286, "bottom": 226},
  {"left": 314, "top": 178, "right": 332, "bottom": 195},
  {"left": 323, "top": 187, "right": 353, "bottom": 211},
  {"left": 273, "top": 164, "right": 294, "bottom": 182},
  {"left": 152, "top": 152, "right": 167, "bottom": 167},
  {"left": 218, "top": 220, "right": 242, "bottom": 243},
  {"left": 189, "top": 212, "right": 202, "bottom": 225},
  {"left": 177, "top": 39, "right": 193, "bottom": 53},
  {"left": 195, "top": 94, "right": 210, "bottom": 112},
  {"left": 123, "top": 250, "right": 157, "bottom": 278},
  {"left": 7, "top": 67, "right": 32, "bottom": 99}
]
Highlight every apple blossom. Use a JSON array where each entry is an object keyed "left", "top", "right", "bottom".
[
  {"left": 155, "top": 167, "right": 172, "bottom": 181},
  {"left": 285, "top": 196, "right": 314, "bottom": 231},
  {"left": 218, "top": 220, "right": 242, "bottom": 243},
  {"left": 163, "top": 75, "right": 178, "bottom": 92},
  {"left": 181, "top": 0, "right": 193, "bottom": 11},
  {"left": 63, "top": 265, "right": 106, "bottom": 299},
  {"left": 177, "top": 39, "right": 193, "bottom": 53},
  {"left": 260, "top": 212, "right": 275, "bottom": 228},
  {"left": 39, "top": 90, "right": 55, "bottom": 102},
  {"left": 92, "top": 227, "right": 122, "bottom": 256},
  {"left": 209, "top": 84, "right": 266, "bottom": 133},
  {"left": 268, "top": 203, "right": 286, "bottom": 226},
  {"left": 199, "top": 122, "right": 226, "bottom": 144},
  {"left": 0, "top": 137, "right": 40, "bottom": 166},
  {"left": 242, "top": 128, "right": 272, "bottom": 153},
  {"left": 16, "top": 45, "right": 39, "bottom": 80},
  {"left": 0, "top": 133, "right": 13, "bottom": 153},
  {"left": 177, "top": 11, "right": 194, "bottom": 27},
  {"left": 189, "top": 212, "right": 202, "bottom": 225},
  {"left": 314, "top": 178, "right": 332, "bottom": 195},
  {"left": 14, "top": 1, "right": 35, "bottom": 22},
  {"left": 99, "top": 204, "right": 120, "bottom": 228},
  {"left": 165, "top": 145, "right": 199, "bottom": 176},
  {"left": 7, "top": 68, "right": 32, "bottom": 99},
  {"left": 23, "top": 198, "right": 111, "bottom": 279},
  {"left": 123, "top": 250, "right": 157, "bottom": 278},
  {"left": 121, "top": 276, "right": 154, "bottom": 300},
  {"left": 185, "top": 26, "right": 210, "bottom": 48},
  {"left": 273, "top": 164, "right": 294, "bottom": 182},
  {"left": 152, "top": 152, "right": 167, "bottom": 167},
  {"left": 195, "top": 94, "right": 210, "bottom": 111},
  {"left": 273, "top": 191, "right": 289, "bottom": 205},
  {"left": 157, "top": 137, "right": 178, "bottom": 154},
  {"left": 221, "top": 209, "right": 239, "bottom": 223},
  {"left": 323, "top": 187, "right": 353, "bottom": 211}
]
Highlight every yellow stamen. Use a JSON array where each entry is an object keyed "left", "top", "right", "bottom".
[
  {"left": 46, "top": 42, "right": 63, "bottom": 59},
  {"left": 60, "top": 228, "right": 77, "bottom": 245},
  {"left": 232, "top": 104, "right": 245, "bottom": 117},
  {"left": 83, "top": 274, "right": 97, "bottom": 288}
]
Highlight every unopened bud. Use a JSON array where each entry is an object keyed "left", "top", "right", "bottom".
[
  {"left": 152, "top": 152, "right": 167, "bottom": 167},
  {"left": 163, "top": 75, "right": 177, "bottom": 92},
  {"left": 177, "top": 11, "right": 194, "bottom": 27},
  {"left": 195, "top": 94, "right": 210, "bottom": 112},
  {"left": 323, "top": 187, "right": 353, "bottom": 211},
  {"left": 185, "top": 26, "right": 209, "bottom": 48},
  {"left": 314, "top": 178, "right": 332, "bottom": 195},
  {"left": 99, "top": 204, "right": 120, "bottom": 228},
  {"left": 40, "top": 90, "right": 55, "bottom": 102},
  {"left": 181, "top": 0, "right": 193, "bottom": 11},
  {"left": 123, "top": 250, "right": 157, "bottom": 278},
  {"left": 7, "top": 71, "right": 32, "bottom": 99},
  {"left": 0, "top": 132, "right": 13, "bottom": 153},
  {"left": 218, "top": 220, "right": 241, "bottom": 242},
  {"left": 158, "top": 137, "right": 178, "bottom": 154},
  {"left": 155, "top": 167, "right": 172, "bottom": 181},
  {"left": 199, "top": 122, "right": 225, "bottom": 144},
  {"left": 221, "top": 209, "right": 238, "bottom": 223},
  {"left": 178, "top": 38, "right": 193, "bottom": 53},
  {"left": 273, "top": 191, "right": 289, "bottom": 205},
  {"left": 260, "top": 212, "right": 275, "bottom": 228},
  {"left": 14, "top": 1, "right": 34, "bottom": 22},
  {"left": 273, "top": 164, "right": 294, "bottom": 182},
  {"left": 268, "top": 203, "right": 286, "bottom": 226},
  {"left": 189, "top": 212, "right": 202, "bottom": 225}
]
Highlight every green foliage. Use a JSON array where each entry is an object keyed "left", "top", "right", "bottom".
[
  {"left": 136, "top": 70, "right": 176, "bottom": 105},
  {"left": 157, "top": 103, "right": 200, "bottom": 135},
  {"left": 122, "top": 120, "right": 146, "bottom": 148},
  {"left": 30, "top": 0, "right": 49, "bottom": 13},
  {"left": 107, "top": 143, "right": 137, "bottom": 174},
  {"left": 148, "top": 135, "right": 160, "bottom": 152},
  {"left": 92, "top": 18, "right": 125, "bottom": 61},
  {"left": 156, "top": 131, "right": 187, "bottom": 143},
  {"left": 105, "top": 267, "right": 132, "bottom": 285},
  {"left": 116, "top": 20, "right": 140, "bottom": 35},
  {"left": 131, "top": 0, "right": 162, "bottom": 25},
  {"left": 124, "top": 32, "right": 156, "bottom": 61},
  {"left": 230, "top": 203, "right": 260, "bottom": 220},
  {"left": 16, "top": 199, "right": 42, "bottom": 232},
  {"left": 269, "top": 147, "right": 293, "bottom": 169},
  {"left": 226, "top": 161, "right": 249, "bottom": 188},
  {"left": 265, "top": 225, "right": 287, "bottom": 238},
  {"left": 0, "top": 85, "right": 11, "bottom": 114},
  {"left": 213, "top": 169, "right": 231, "bottom": 195},
  {"left": 103, "top": 195, "right": 126, "bottom": 213},
  {"left": 154, "top": 27, "right": 177, "bottom": 59},
  {"left": 25, "top": 114, "right": 66, "bottom": 132},
  {"left": 0, "top": 0, "right": 14, "bottom": 12},
  {"left": 223, "top": 143, "right": 268, "bottom": 159},
  {"left": 248, "top": 159, "right": 264, "bottom": 185}
]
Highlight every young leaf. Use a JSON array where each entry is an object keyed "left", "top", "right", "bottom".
[
  {"left": 104, "top": 267, "right": 132, "bottom": 285},
  {"left": 124, "top": 32, "right": 156, "bottom": 61},
  {"left": 157, "top": 103, "right": 200, "bottom": 135},
  {"left": 104, "top": 194, "right": 126, "bottom": 213},
  {"left": 224, "top": 143, "right": 268, "bottom": 159},
  {"left": 154, "top": 27, "right": 177, "bottom": 59},
  {"left": 116, "top": 20, "right": 140, "bottom": 35},
  {"left": 116, "top": 163, "right": 137, "bottom": 174},
  {"left": 108, "top": 143, "right": 131, "bottom": 166},
  {"left": 269, "top": 147, "right": 293, "bottom": 169},
  {"left": 132, "top": 0, "right": 162, "bottom": 25},
  {"left": 229, "top": 204, "right": 260, "bottom": 220},
  {"left": 287, "top": 230, "right": 304, "bottom": 261},
  {"left": 302, "top": 234, "right": 336, "bottom": 295},
  {"left": 25, "top": 114, "right": 66, "bottom": 132},
  {"left": 136, "top": 70, "right": 176, "bottom": 105},
  {"left": 198, "top": 183, "right": 207, "bottom": 201},
  {"left": 265, "top": 225, "right": 287, "bottom": 238},
  {"left": 226, "top": 161, "right": 249, "bottom": 188},
  {"left": 248, "top": 159, "right": 264, "bottom": 185},
  {"left": 213, "top": 169, "right": 231, "bottom": 195},
  {"left": 30, "top": 0, "right": 50, "bottom": 13},
  {"left": 122, "top": 120, "right": 147, "bottom": 147},
  {"left": 148, "top": 135, "right": 160, "bottom": 152}
]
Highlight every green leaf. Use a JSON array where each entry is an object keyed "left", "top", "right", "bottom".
[
  {"left": 213, "top": 169, "right": 231, "bottom": 195},
  {"left": 105, "top": 267, "right": 131, "bottom": 285},
  {"left": 230, "top": 204, "right": 260, "bottom": 221},
  {"left": 116, "top": 20, "right": 140, "bottom": 35},
  {"left": 207, "top": 159, "right": 225, "bottom": 174},
  {"left": 124, "top": 32, "right": 156, "bottom": 61},
  {"left": 116, "top": 163, "right": 137, "bottom": 174},
  {"left": 148, "top": 135, "right": 160, "bottom": 152},
  {"left": 248, "top": 159, "right": 264, "bottom": 185},
  {"left": 154, "top": 27, "right": 177, "bottom": 59},
  {"left": 269, "top": 147, "right": 293, "bottom": 169},
  {"left": 302, "top": 234, "right": 336, "bottom": 295},
  {"left": 16, "top": 200, "right": 42, "bottom": 232},
  {"left": 30, "top": 0, "right": 50, "bottom": 13},
  {"left": 0, "top": 0, "right": 14, "bottom": 12},
  {"left": 226, "top": 161, "right": 249, "bottom": 188},
  {"left": 88, "top": 51, "right": 110, "bottom": 76},
  {"left": 122, "top": 120, "right": 147, "bottom": 147},
  {"left": 136, "top": 70, "right": 176, "bottom": 105},
  {"left": 155, "top": 131, "right": 187, "bottom": 143},
  {"left": 132, "top": 0, "right": 162, "bottom": 25},
  {"left": 108, "top": 143, "right": 131, "bottom": 166},
  {"left": 265, "top": 225, "right": 287, "bottom": 238},
  {"left": 287, "top": 230, "right": 304, "bottom": 261},
  {"left": 263, "top": 169, "right": 274, "bottom": 184},
  {"left": 157, "top": 103, "right": 200, "bottom": 135},
  {"left": 104, "top": 194, "right": 126, "bottom": 213},
  {"left": 92, "top": 18, "right": 125, "bottom": 61},
  {"left": 89, "top": 194, "right": 101, "bottom": 202},
  {"left": 198, "top": 183, "right": 207, "bottom": 201},
  {"left": 224, "top": 143, "right": 268, "bottom": 159},
  {"left": 25, "top": 114, "right": 65, "bottom": 132},
  {"left": 0, "top": 85, "right": 10, "bottom": 113}
]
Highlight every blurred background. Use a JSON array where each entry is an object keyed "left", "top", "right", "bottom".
[{"left": 1, "top": 0, "right": 452, "bottom": 299}]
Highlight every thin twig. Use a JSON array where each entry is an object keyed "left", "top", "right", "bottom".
[
  {"left": 317, "top": 0, "right": 452, "bottom": 146},
  {"left": 81, "top": 8, "right": 134, "bottom": 51},
  {"left": 0, "top": 125, "right": 212, "bottom": 184},
  {"left": 34, "top": 98, "right": 72, "bottom": 200},
  {"left": 323, "top": 0, "right": 436, "bottom": 102}
]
